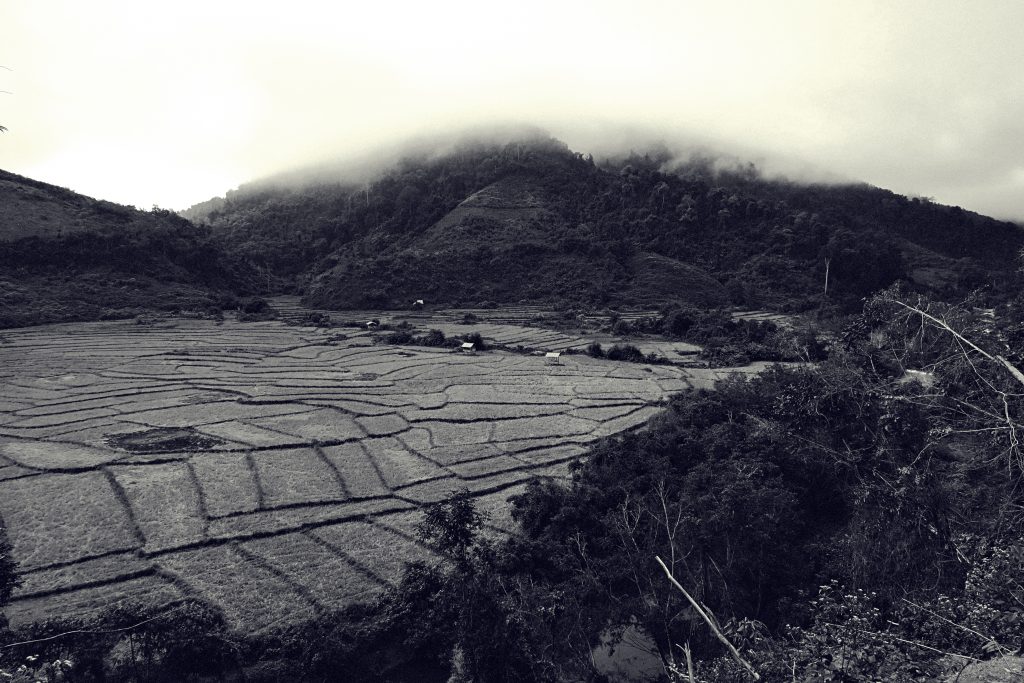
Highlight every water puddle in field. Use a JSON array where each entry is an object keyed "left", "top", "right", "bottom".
[{"left": 105, "top": 426, "right": 225, "bottom": 453}]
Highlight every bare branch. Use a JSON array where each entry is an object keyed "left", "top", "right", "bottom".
[
  {"left": 825, "top": 622, "right": 981, "bottom": 662},
  {"left": 899, "top": 598, "right": 1013, "bottom": 655},
  {"left": 889, "top": 298, "right": 1024, "bottom": 387},
  {"left": 1, "top": 604, "right": 188, "bottom": 649},
  {"left": 655, "top": 555, "right": 760, "bottom": 680}
]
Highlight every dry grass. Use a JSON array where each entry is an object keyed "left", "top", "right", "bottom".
[{"left": 0, "top": 313, "right": 764, "bottom": 633}]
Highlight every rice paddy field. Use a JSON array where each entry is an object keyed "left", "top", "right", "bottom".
[{"left": 0, "top": 312, "right": 769, "bottom": 635}]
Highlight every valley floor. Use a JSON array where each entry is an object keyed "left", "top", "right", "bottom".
[{"left": 0, "top": 315, "right": 767, "bottom": 634}]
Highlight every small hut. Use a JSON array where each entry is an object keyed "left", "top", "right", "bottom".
[
  {"left": 459, "top": 342, "right": 477, "bottom": 355},
  {"left": 366, "top": 320, "right": 379, "bottom": 329},
  {"left": 412, "top": 299, "right": 425, "bottom": 310},
  {"left": 544, "top": 351, "right": 562, "bottom": 365}
]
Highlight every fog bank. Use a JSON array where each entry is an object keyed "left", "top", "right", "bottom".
[{"left": 3, "top": 1, "right": 1023, "bottom": 220}]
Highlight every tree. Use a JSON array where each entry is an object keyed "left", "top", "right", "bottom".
[
  {"left": 822, "top": 229, "right": 905, "bottom": 298},
  {"left": 417, "top": 489, "right": 484, "bottom": 563}
]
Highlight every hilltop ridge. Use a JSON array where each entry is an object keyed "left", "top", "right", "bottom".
[
  {"left": 0, "top": 169, "right": 255, "bottom": 328},
  {"left": 2, "top": 129, "right": 1021, "bottom": 329},
  {"left": 189, "top": 132, "right": 1023, "bottom": 313}
]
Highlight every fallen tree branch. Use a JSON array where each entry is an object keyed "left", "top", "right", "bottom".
[
  {"left": 824, "top": 622, "right": 981, "bottom": 662},
  {"left": 899, "top": 598, "right": 1013, "bottom": 656},
  {"left": 889, "top": 299, "right": 1024, "bottom": 388},
  {"left": 0, "top": 604, "right": 187, "bottom": 650},
  {"left": 655, "top": 555, "right": 759, "bottom": 680}
]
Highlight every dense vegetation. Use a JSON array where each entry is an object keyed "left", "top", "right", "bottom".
[
  {"left": 592, "top": 306, "right": 827, "bottom": 366},
  {"left": 335, "top": 288, "right": 1022, "bottom": 682},
  {"left": 0, "top": 170, "right": 256, "bottom": 327},
  {"left": 3, "top": 131, "right": 1021, "bottom": 325},
  {"left": 190, "top": 134, "right": 1022, "bottom": 312},
  {"left": 0, "top": 520, "right": 17, "bottom": 632}
]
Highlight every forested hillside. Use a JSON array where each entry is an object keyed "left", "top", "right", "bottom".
[
  {"left": 5, "top": 131, "right": 1018, "bottom": 328},
  {"left": 191, "top": 133, "right": 1023, "bottom": 312},
  {"left": 0, "top": 170, "right": 256, "bottom": 327}
]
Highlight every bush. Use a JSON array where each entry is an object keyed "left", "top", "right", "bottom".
[
  {"left": 606, "top": 344, "right": 644, "bottom": 362},
  {"left": 377, "top": 328, "right": 454, "bottom": 348},
  {"left": 290, "top": 567, "right": 456, "bottom": 683},
  {"left": 0, "top": 600, "right": 238, "bottom": 682},
  {"left": 700, "top": 344, "right": 752, "bottom": 367},
  {"left": 241, "top": 297, "right": 269, "bottom": 314},
  {"left": 299, "top": 312, "right": 332, "bottom": 327},
  {"left": 418, "top": 329, "right": 447, "bottom": 347},
  {"left": 663, "top": 308, "right": 697, "bottom": 337},
  {"left": 214, "top": 293, "right": 240, "bottom": 310},
  {"left": 586, "top": 342, "right": 604, "bottom": 358},
  {"left": 237, "top": 297, "right": 277, "bottom": 322},
  {"left": 384, "top": 330, "right": 415, "bottom": 345}
]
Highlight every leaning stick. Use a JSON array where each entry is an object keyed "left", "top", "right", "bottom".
[
  {"left": 655, "top": 556, "right": 760, "bottom": 680},
  {"left": 890, "top": 299, "right": 1024, "bottom": 387}
]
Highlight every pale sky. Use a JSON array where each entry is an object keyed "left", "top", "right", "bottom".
[{"left": 2, "top": 1, "right": 1024, "bottom": 220}]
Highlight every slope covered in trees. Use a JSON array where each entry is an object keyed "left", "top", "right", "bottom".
[
  {"left": 191, "top": 133, "right": 1023, "bottom": 313},
  {"left": 0, "top": 170, "right": 256, "bottom": 327},
  {"left": 4, "top": 131, "right": 1020, "bottom": 326}
]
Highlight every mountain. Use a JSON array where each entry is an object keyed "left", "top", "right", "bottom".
[
  {"left": 0, "top": 170, "right": 254, "bottom": 328},
  {"left": 190, "top": 133, "right": 1023, "bottom": 313},
  {"left": 4, "top": 130, "right": 1018, "bottom": 329}
]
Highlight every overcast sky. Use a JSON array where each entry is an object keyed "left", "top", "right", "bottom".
[{"left": 2, "top": 1, "right": 1024, "bottom": 220}]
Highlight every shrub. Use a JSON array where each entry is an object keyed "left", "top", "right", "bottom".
[
  {"left": 214, "top": 293, "right": 239, "bottom": 310},
  {"left": 418, "top": 329, "right": 447, "bottom": 347},
  {"left": 0, "top": 600, "right": 238, "bottom": 682},
  {"left": 241, "top": 297, "right": 269, "bottom": 314},
  {"left": 384, "top": 330, "right": 415, "bottom": 345},
  {"left": 700, "top": 344, "right": 751, "bottom": 367},
  {"left": 611, "top": 319, "right": 633, "bottom": 336},
  {"left": 237, "top": 298, "right": 277, "bottom": 322},
  {"left": 606, "top": 344, "right": 644, "bottom": 362},
  {"left": 586, "top": 342, "right": 604, "bottom": 358},
  {"left": 299, "top": 312, "right": 332, "bottom": 327}
]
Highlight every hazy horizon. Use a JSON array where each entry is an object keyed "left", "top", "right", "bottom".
[{"left": 3, "top": 1, "right": 1024, "bottom": 221}]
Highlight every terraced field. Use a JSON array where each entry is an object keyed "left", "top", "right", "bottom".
[
  {"left": 0, "top": 316, "right": 768, "bottom": 634},
  {"left": 272, "top": 296, "right": 704, "bottom": 359}
]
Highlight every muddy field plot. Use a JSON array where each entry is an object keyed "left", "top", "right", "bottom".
[{"left": 0, "top": 317, "right": 765, "bottom": 634}]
